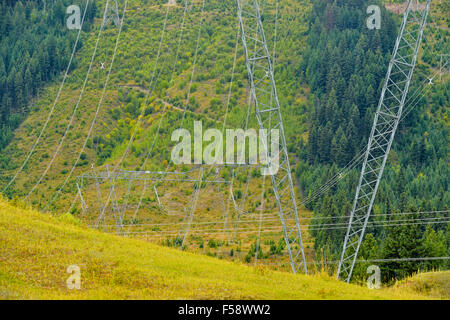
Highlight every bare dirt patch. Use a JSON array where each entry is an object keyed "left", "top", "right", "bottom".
[{"left": 385, "top": 1, "right": 426, "bottom": 15}]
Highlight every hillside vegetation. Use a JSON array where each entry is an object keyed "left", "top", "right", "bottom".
[
  {"left": 0, "top": 0, "right": 97, "bottom": 148},
  {"left": 0, "top": 0, "right": 315, "bottom": 272},
  {"left": 0, "top": 0, "right": 447, "bottom": 284},
  {"left": 0, "top": 197, "right": 447, "bottom": 300},
  {"left": 295, "top": 0, "right": 449, "bottom": 282},
  {"left": 0, "top": 0, "right": 312, "bottom": 204}
]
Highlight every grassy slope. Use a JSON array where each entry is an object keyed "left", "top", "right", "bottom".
[
  {"left": 0, "top": 0, "right": 447, "bottom": 288},
  {"left": 394, "top": 271, "right": 450, "bottom": 299},
  {"left": 0, "top": 198, "right": 445, "bottom": 300}
]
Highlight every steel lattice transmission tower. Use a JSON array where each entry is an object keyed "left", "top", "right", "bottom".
[
  {"left": 177, "top": 168, "right": 204, "bottom": 247},
  {"left": 337, "top": 0, "right": 431, "bottom": 282},
  {"left": 103, "top": 0, "right": 121, "bottom": 28},
  {"left": 236, "top": 0, "right": 307, "bottom": 274}
]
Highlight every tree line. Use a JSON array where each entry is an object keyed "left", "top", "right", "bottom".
[
  {"left": 0, "top": 0, "right": 96, "bottom": 149},
  {"left": 297, "top": 0, "right": 448, "bottom": 283}
]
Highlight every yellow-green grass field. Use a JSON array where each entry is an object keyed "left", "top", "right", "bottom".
[{"left": 0, "top": 197, "right": 447, "bottom": 300}]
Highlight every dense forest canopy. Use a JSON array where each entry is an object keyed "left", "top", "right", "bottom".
[
  {"left": 304, "top": 0, "right": 396, "bottom": 165},
  {"left": 0, "top": 0, "right": 96, "bottom": 148},
  {"left": 296, "top": 0, "right": 448, "bottom": 282}
]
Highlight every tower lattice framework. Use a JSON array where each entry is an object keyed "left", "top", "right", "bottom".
[
  {"left": 236, "top": 0, "right": 307, "bottom": 274},
  {"left": 337, "top": 0, "right": 431, "bottom": 282}
]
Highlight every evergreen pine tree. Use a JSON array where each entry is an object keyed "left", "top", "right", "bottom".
[{"left": 380, "top": 208, "right": 425, "bottom": 282}]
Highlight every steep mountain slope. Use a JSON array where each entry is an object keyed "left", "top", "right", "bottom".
[
  {"left": 0, "top": 197, "right": 444, "bottom": 299},
  {"left": 295, "top": 0, "right": 449, "bottom": 281},
  {"left": 0, "top": 0, "right": 310, "bottom": 203},
  {"left": 0, "top": 0, "right": 97, "bottom": 148},
  {"left": 0, "top": 0, "right": 315, "bottom": 271},
  {"left": 0, "top": 0, "right": 447, "bottom": 283}
]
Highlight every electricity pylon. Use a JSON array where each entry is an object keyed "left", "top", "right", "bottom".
[
  {"left": 177, "top": 168, "right": 204, "bottom": 247},
  {"left": 103, "top": 0, "right": 121, "bottom": 28},
  {"left": 337, "top": 0, "right": 431, "bottom": 282},
  {"left": 236, "top": 0, "right": 307, "bottom": 274}
]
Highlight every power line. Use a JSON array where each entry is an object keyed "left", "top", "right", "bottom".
[
  {"left": 146, "top": 0, "right": 210, "bottom": 244},
  {"left": 256, "top": 0, "right": 280, "bottom": 264},
  {"left": 65, "top": 1, "right": 185, "bottom": 217},
  {"left": 86, "top": 208, "right": 449, "bottom": 226},
  {"left": 2, "top": 0, "right": 91, "bottom": 193},
  {"left": 129, "top": 0, "right": 206, "bottom": 226},
  {"left": 177, "top": 0, "right": 207, "bottom": 131},
  {"left": 118, "top": 219, "right": 450, "bottom": 238},
  {"left": 296, "top": 57, "right": 449, "bottom": 210},
  {"left": 95, "top": 0, "right": 206, "bottom": 231},
  {"left": 299, "top": 151, "right": 365, "bottom": 207},
  {"left": 400, "top": 57, "right": 450, "bottom": 121},
  {"left": 46, "top": 0, "right": 130, "bottom": 212},
  {"left": 25, "top": 0, "right": 111, "bottom": 201},
  {"left": 263, "top": 256, "right": 450, "bottom": 266},
  {"left": 112, "top": 217, "right": 449, "bottom": 235},
  {"left": 125, "top": 215, "right": 450, "bottom": 229},
  {"left": 60, "top": 2, "right": 448, "bottom": 277},
  {"left": 129, "top": 0, "right": 205, "bottom": 231}
]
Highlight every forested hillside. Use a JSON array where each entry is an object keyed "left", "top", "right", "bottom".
[
  {"left": 295, "top": 0, "right": 449, "bottom": 282},
  {"left": 0, "top": 0, "right": 447, "bottom": 284},
  {"left": 0, "top": 0, "right": 312, "bottom": 202},
  {"left": 0, "top": 0, "right": 96, "bottom": 148},
  {"left": 0, "top": 0, "right": 315, "bottom": 271}
]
